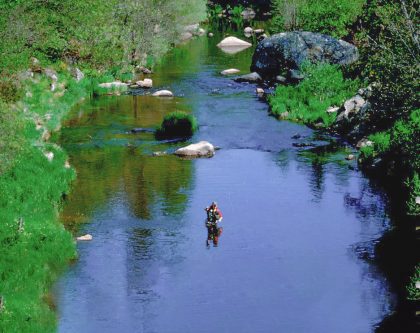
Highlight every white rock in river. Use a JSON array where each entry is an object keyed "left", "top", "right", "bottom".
[
  {"left": 244, "top": 27, "right": 253, "bottom": 34},
  {"left": 98, "top": 81, "right": 128, "bottom": 89},
  {"left": 152, "top": 90, "right": 173, "bottom": 97},
  {"left": 217, "top": 36, "right": 251, "bottom": 47},
  {"left": 174, "top": 141, "right": 215, "bottom": 158},
  {"left": 217, "top": 37, "right": 252, "bottom": 54},
  {"left": 221, "top": 68, "right": 240, "bottom": 75},
  {"left": 77, "top": 234, "right": 93, "bottom": 241},
  {"left": 136, "top": 78, "right": 153, "bottom": 88}
]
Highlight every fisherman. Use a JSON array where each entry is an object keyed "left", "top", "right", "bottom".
[{"left": 205, "top": 201, "right": 223, "bottom": 246}]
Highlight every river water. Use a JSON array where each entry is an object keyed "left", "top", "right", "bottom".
[{"left": 55, "top": 31, "right": 396, "bottom": 332}]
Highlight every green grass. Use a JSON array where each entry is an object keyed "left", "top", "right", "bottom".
[
  {"left": 0, "top": 68, "right": 106, "bottom": 332},
  {"left": 269, "top": 63, "right": 358, "bottom": 127},
  {"left": 155, "top": 111, "right": 198, "bottom": 139}
]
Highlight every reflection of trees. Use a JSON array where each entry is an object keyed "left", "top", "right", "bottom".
[
  {"left": 61, "top": 144, "right": 193, "bottom": 230},
  {"left": 60, "top": 95, "right": 194, "bottom": 231}
]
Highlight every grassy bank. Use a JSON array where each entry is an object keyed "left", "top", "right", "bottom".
[{"left": 0, "top": 70, "right": 96, "bottom": 332}]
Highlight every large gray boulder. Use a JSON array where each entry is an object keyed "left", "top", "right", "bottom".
[{"left": 251, "top": 31, "right": 359, "bottom": 79}]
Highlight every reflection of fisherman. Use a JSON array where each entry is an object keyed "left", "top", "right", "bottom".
[{"left": 205, "top": 201, "right": 223, "bottom": 246}]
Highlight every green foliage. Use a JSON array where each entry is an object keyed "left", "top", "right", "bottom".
[
  {"left": 360, "top": 131, "right": 391, "bottom": 160},
  {"left": 407, "top": 264, "right": 420, "bottom": 300},
  {"left": 356, "top": 0, "right": 419, "bottom": 120},
  {"left": 0, "top": 101, "right": 24, "bottom": 174},
  {"left": 390, "top": 109, "right": 420, "bottom": 171},
  {"left": 156, "top": 111, "right": 198, "bottom": 139},
  {"left": 229, "top": 5, "right": 245, "bottom": 28},
  {"left": 0, "top": 69, "right": 107, "bottom": 331},
  {"left": 0, "top": 144, "right": 76, "bottom": 332},
  {"left": 0, "top": 0, "right": 207, "bottom": 75},
  {"left": 406, "top": 173, "right": 420, "bottom": 216},
  {"left": 269, "top": 63, "right": 358, "bottom": 127},
  {"left": 271, "top": 0, "right": 365, "bottom": 38}
]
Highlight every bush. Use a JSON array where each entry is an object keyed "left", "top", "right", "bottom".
[
  {"left": 269, "top": 63, "right": 358, "bottom": 127},
  {"left": 156, "top": 111, "right": 198, "bottom": 139},
  {"left": 407, "top": 264, "right": 420, "bottom": 300},
  {"left": 360, "top": 131, "right": 391, "bottom": 161},
  {"left": 356, "top": 0, "right": 419, "bottom": 121},
  {"left": 406, "top": 173, "right": 420, "bottom": 216},
  {"left": 271, "top": 0, "right": 365, "bottom": 38}
]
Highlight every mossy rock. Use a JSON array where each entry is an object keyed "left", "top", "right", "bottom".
[{"left": 155, "top": 111, "right": 198, "bottom": 139}]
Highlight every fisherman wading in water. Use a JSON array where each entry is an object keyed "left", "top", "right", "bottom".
[{"left": 205, "top": 201, "right": 223, "bottom": 247}]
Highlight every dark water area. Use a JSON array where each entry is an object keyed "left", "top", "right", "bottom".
[{"left": 54, "top": 30, "right": 410, "bottom": 332}]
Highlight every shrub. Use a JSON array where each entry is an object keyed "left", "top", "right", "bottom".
[
  {"left": 360, "top": 131, "right": 391, "bottom": 161},
  {"left": 406, "top": 173, "right": 420, "bottom": 216},
  {"left": 156, "top": 111, "right": 198, "bottom": 139},
  {"left": 271, "top": 0, "right": 365, "bottom": 38},
  {"left": 407, "top": 264, "right": 420, "bottom": 300},
  {"left": 356, "top": 0, "right": 419, "bottom": 121},
  {"left": 269, "top": 63, "right": 358, "bottom": 127}
]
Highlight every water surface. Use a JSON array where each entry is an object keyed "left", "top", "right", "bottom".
[{"left": 55, "top": 31, "right": 394, "bottom": 333}]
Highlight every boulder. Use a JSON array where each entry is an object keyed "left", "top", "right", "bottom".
[
  {"left": 345, "top": 154, "right": 355, "bottom": 161},
  {"left": 136, "top": 66, "right": 152, "bottom": 74},
  {"left": 327, "top": 106, "right": 340, "bottom": 114},
  {"left": 180, "top": 32, "right": 193, "bottom": 41},
  {"left": 217, "top": 37, "right": 252, "bottom": 54},
  {"left": 251, "top": 31, "right": 359, "bottom": 79},
  {"left": 244, "top": 27, "right": 253, "bottom": 36},
  {"left": 221, "top": 68, "right": 240, "bottom": 75},
  {"left": 77, "top": 234, "right": 93, "bottom": 241},
  {"left": 208, "top": 32, "right": 214, "bottom": 37},
  {"left": 254, "top": 29, "right": 265, "bottom": 34},
  {"left": 256, "top": 87, "right": 264, "bottom": 97},
  {"left": 72, "top": 67, "right": 84, "bottom": 82},
  {"left": 44, "top": 151, "right": 54, "bottom": 162},
  {"left": 241, "top": 8, "right": 256, "bottom": 20},
  {"left": 356, "top": 138, "right": 374, "bottom": 149},
  {"left": 184, "top": 23, "right": 199, "bottom": 34},
  {"left": 234, "top": 72, "right": 262, "bottom": 83},
  {"left": 174, "top": 141, "right": 215, "bottom": 158},
  {"left": 98, "top": 81, "right": 128, "bottom": 89},
  {"left": 152, "top": 90, "right": 173, "bottom": 97},
  {"left": 335, "top": 95, "right": 368, "bottom": 123},
  {"left": 44, "top": 68, "right": 58, "bottom": 82},
  {"left": 136, "top": 78, "right": 153, "bottom": 88}
]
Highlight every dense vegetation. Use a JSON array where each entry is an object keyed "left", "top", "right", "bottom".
[
  {"left": 269, "top": 63, "right": 358, "bottom": 127},
  {"left": 0, "top": 0, "right": 206, "bottom": 331},
  {"left": 271, "top": 0, "right": 365, "bottom": 38}
]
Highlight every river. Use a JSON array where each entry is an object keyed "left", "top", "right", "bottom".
[{"left": 54, "top": 30, "right": 397, "bottom": 332}]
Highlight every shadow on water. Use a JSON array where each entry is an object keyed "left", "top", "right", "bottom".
[{"left": 53, "top": 28, "right": 416, "bottom": 333}]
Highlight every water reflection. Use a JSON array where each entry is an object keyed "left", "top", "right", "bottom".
[{"left": 60, "top": 94, "right": 194, "bottom": 231}]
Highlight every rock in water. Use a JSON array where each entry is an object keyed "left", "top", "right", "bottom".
[
  {"left": 221, "top": 68, "right": 240, "bottom": 75},
  {"left": 136, "top": 78, "right": 153, "bottom": 88},
  {"left": 152, "top": 90, "right": 173, "bottom": 97},
  {"left": 217, "top": 37, "right": 252, "bottom": 54},
  {"left": 234, "top": 72, "right": 262, "bottom": 83},
  {"left": 174, "top": 141, "right": 215, "bottom": 158},
  {"left": 251, "top": 31, "right": 359, "bottom": 79},
  {"left": 98, "top": 81, "right": 128, "bottom": 89},
  {"left": 241, "top": 8, "right": 256, "bottom": 20},
  {"left": 77, "top": 234, "right": 93, "bottom": 241}
]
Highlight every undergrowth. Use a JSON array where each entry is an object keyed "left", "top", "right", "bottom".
[{"left": 269, "top": 63, "right": 358, "bottom": 127}]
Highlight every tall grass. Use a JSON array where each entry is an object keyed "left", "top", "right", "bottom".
[{"left": 269, "top": 63, "right": 358, "bottom": 127}]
